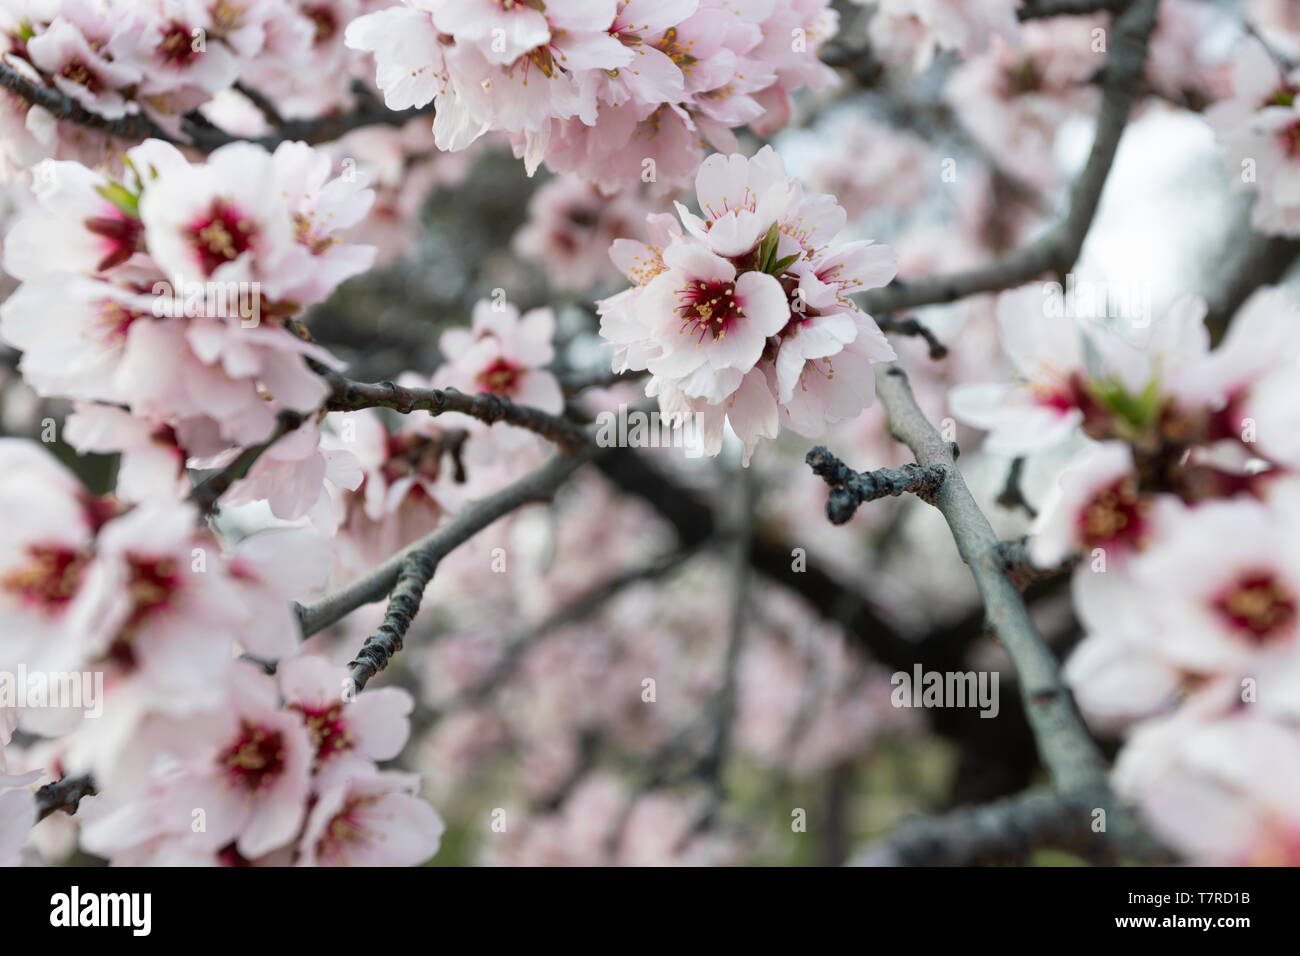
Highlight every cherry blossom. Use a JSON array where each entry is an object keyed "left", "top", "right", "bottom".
[
  {"left": 297, "top": 768, "right": 443, "bottom": 866},
  {"left": 597, "top": 146, "right": 895, "bottom": 462}
]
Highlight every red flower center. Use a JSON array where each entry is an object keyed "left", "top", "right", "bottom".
[
  {"left": 1, "top": 544, "right": 89, "bottom": 612},
  {"left": 218, "top": 720, "right": 288, "bottom": 792},
  {"left": 1279, "top": 119, "right": 1300, "bottom": 159},
  {"left": 1077, "top": 476, "right": 1148, "bottom": 552},
  {"left": 59, "top": 59, "right": 101, "bottom": 93},
  {"left": 678, "top": 278, "right": 744, "bottom": 343},
  {"left": 476, "top": 357, "right": 523, "bottom": 397},
  {"left": 125, "top": 555, "right": 181, "bottom": 629},
  {"left": 158, "top": 22, "right": 199, "bottom": 66},
  {"left": 290, "top": 702, "right": 353, "bottom": 769},
  {"left": 303, "top": 5, "right": 338, "bottom": 45},
  {"left": 382, "top": 432, "right": 445, "bottom": 484},
  {"left": 1212, "top": 571, "right": 1297, "bottom": 643},
  {"left": 185, "top": 199, "right": 257, "bottom": 276}
]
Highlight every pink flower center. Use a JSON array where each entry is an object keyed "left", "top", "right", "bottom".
[
  {"left": 125, "top": 555, "right": 181, "bottom": 628},
  {"left": 59, "top": 59, "right": 101, "bottom": 93},
  {"left": 655, "top": 27, "right": 697, "bottom": 72},
  {"left": 476, "top": 357, "right": 524, "bottom": 397},
  {"left": 302, "top": 5, "right": 338, "bottom": 45},
  {"left": 95, "top": 298, "right": 144, "bottom": 344},
  {"left": 678, "top": 278, "right": 744, "bottom": 343},
  {"left": 1279, "top": 119, "right": 1300, "bottom": 159},
  {"left": 157, "top": 22, "right": 199, "bottom": 66},
  {"left": 185, "top": 199, "right": 257, "bottom": 276},
  {"left": 1076, "top": 476, "right": 1148, "bottom": 552},
  {"left": 315, "top": 795, "right": 376, "bottom": 864},
  {"left": 218, "top": 720, "right": 288, "bottom": 792},
  {"left": 290, "top": 702, "right": 353, "bottom": 769},
  {"left": 1, "top": 544, "right": 89, "bottom": 612},
  {"left": 382, "top": 432, "right": 445, "bottom": 484},
  {"left": 1212, "top": 571, "right": 1297, "bottom": 643}
]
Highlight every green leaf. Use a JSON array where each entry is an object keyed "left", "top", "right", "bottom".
[
  {"left": 768, "top": 252, "right": 801, "bottom": 275},
  {"left": 1088, "top": 376, "right": 1161, "bottom": 431},
  {"left": 94, "top": 181, "right": 140, "bottom": 218},
  {"left": 757, "top": 222, "right": 780, "bottom": 273}
]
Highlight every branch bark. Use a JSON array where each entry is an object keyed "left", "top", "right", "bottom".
[
  {"left": 852, "top": 788, "right": 1160, "bottom": 866},
  {"left": 322, "top": 371, "right": 590, "bottom": 452},
  {"left": 858, "top": 0, "right": 1159, "bottom": 315},
  {"left": 297, "top": 445, "right": 598, "bottom": 639}
]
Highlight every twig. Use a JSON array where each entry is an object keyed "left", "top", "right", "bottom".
[
  {"left": 181, "top": 99, "right": 435, "bottom": 153},
  {"left": 876, "top": 316, "right": 948, "bottom": 360},
  {"left": 0, "top": 61, "right": 176, "bottom": 143},
  {"left": 869, "top": 364, "right": 1110, "bottom": 794},
  {"left": 995, "top": 457, "right": 1038, "bottom": 519},
  {"left": 187, "top": 410, "right": 306, "bottom": 516},
  {"left": 1018, "top": 0, "right": 1132, "bottom": 20},
  {"left": 993, "top": 537, "right": 1076, "bottom": 591},
  {"left": 232, "top": 81, "right": 286, "bottom": 128},
  {"left": 812, "top": 364, "right": 1168, "bottom": 859},
  {"left": 858, "top": 0, "right": 1160, "bottom": 314},
  {"left": 297, "top": 445, "right": 598, "bottom": 638},
  {"left": 558, "top": 367, "right": 646, "bottom": 397},
  {"left": 322, "top": 371, "right": 589, "bottom": 452},
  {"left": 346, "top": 548, "right": 437, "bottom": 691},
  {"left": 825, "top": 364, "right": 1165, "bottom": 859},
  {"left": 852, "top": 788, "right": 1162, "bottom": 866},
  {"left": 0, "top": 57, "right": 434, "bottom": 153},
  {"left": 34, "top": 774, "right": 96, "bottom": 821},
  {"left": 691, "top": 464, "right": 754, "bottom": 820},
  {"left": 807, "top": 445, "right": 948, "bottom": 522}
]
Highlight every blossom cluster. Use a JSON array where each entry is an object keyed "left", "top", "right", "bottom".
[
  {"left": 596, "top": 146, "right": 897, "bottom": 463},
  {"left": 0, "top": 137, "right": 374, "bottom": 470},
  {"left": 1209, "top": 37, "right": 1300, "bottom": 237},
  {"left": 0, "top": 439, "right": 443, "bottom": 865},
  {"left": 857, "top": 0, "right": 1021, "bottom": 73},
  {"left": 0, "top": 0, "right": 395, "bottom": 174},
  {"left": 345, "top": 0, "right": 840, "bottom": 194},
  {"left": 955, "top": 283, "right": 1300, "bottom": 864}
]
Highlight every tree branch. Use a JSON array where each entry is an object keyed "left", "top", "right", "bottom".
[
  {"left": 297, "top": 445, "right": 598, "bottom": 639},
  {"left": 807, "top": 445, "right": 948, "bottom": 522},
  {"left": 867, "top": 364, "right": 1110, "bottom": 794},
  {"left": 876, "top": 316, "right": 949, "bottom": 360},
  {"left": 1018, "top": 0, "right": 1132, "bottom": 20},
  {"left": 34, "top": 774, "right": 96, "bottom": 821},
  {"left": 858, "top": 0, "right": 1159, "bottom": 314},
  {"left": 995, "top": 456, "right": 1038, "bottom": 519},
  {"left": 0, "top": 62, "right": 175, "bottom": 144},
  {"left": 0, "top": 59, "right": 433, "bottom": 153},
  {"left": 187, "top": 410, "right": 306, "bottom": 516},
  {"left": 852, "top": 788, "right": 1151, "bottom": 866},
  {"left": 816, "top": 363, "right": 1166, "bottom": 859},
  {"left": 322, "top": 370, "right": 589, "bottom": 452}
]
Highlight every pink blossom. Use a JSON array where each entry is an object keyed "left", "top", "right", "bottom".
[
  {"left": 433, "top": 299, "right": 564, "bottom": 415},
  {"left": 597, "top": 146, "right": 895, "bottom": 462},
  {"left": 279, "top": 654, "right": 413, "bottom": 783},
  {"left": 297, "top": 769, "right": 443, "bottom": 865}
]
